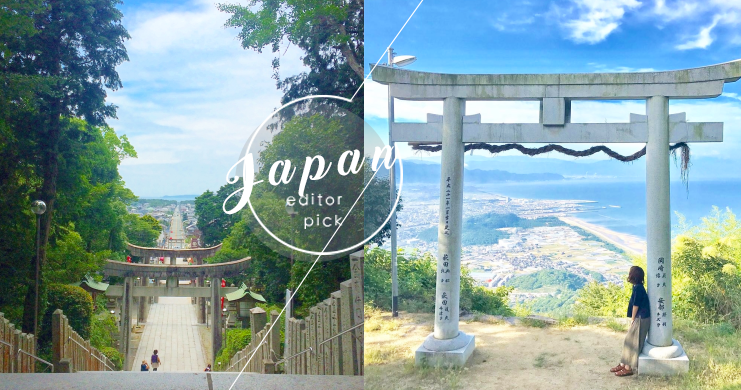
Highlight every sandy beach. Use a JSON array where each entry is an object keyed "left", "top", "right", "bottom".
[{"left": 559, "top": 216, "right": 647, "bottom": 256}]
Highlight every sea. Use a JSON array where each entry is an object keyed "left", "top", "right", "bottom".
[{"left": 463, "top": 179, "right": 741, "bottom": 239}]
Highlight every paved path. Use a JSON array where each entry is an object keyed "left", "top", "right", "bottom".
[{"left": 131, "top": 297, "right": 206, "bottom": 372}]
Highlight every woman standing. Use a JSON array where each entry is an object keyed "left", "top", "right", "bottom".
[
  {"left": 611, "top": 266, "right": 650, "bottom": 377},
  {"left": 151, "top": 349, "right": 162, "bottom": 372}
]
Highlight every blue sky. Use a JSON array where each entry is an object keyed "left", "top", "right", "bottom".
[
  {"left": 365, "top": 0, "right": 741, "bottom": 167},
  {"left": 108, "top": 0, "right": 305, "bottom": 197},
  {"left": 109, "top": 0, "right": 741, "bottom": 197}
]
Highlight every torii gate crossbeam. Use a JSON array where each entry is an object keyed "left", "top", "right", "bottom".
[{"left": 372, "top": 58, "right": 741, "bottom": 375}]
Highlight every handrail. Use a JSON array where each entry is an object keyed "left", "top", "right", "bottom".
[
  {"left": 2, "top": 339, "right": 55, "bottom": 373},
  {"left": 17, "top": 348, "right": 54, "bottom": 373},
  {"left": 275, "top": 321, "right": 364, "bottom": 366},
  {"left": 69, "top": 336, "right": 115, "bottom": 371},
  {"left": 318, "top": 322, "right": 364, "bottom": 347},
  {"left": 91, "top": 352, "right": 115, "bottom": 371},
  {"left": 275, "top": 347, "right": 313, "bottom": 366},
  {"left": 226, "top": 353, "right": 250, "bottom": 371},
  {"left": 68, "top": 336, "right": 90, "bottom": 353}
]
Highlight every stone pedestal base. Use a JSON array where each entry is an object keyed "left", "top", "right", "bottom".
[
  {"left": 638, "top": 339, "right": 689, "bottom": 376},
  {"left": 415, "top": 332, "right": 475, "bottom": 368}
]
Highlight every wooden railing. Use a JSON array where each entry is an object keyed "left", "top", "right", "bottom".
[
  {"left": 282, "top": 252, "right": 364, "bottom": 375},
  {"left": 224, "top": 308, "right": 281, "bottom": 374},
  {"left": 0, "top": 312, "right": 42, "bottom": 373},
  {"left": 280, "top": 278, "right": 364, "bottom": 375},
  {"left": 52, "top": 309, "right": 116, "bottom": 372},
  {"left": 223, "top": 250, "right": 364, "bottom": 376}
]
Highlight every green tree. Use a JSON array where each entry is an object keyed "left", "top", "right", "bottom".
[
  {"left": 671, "top": 208, "right": 741, "bottom": 326},
  {"left": 573, "top": 281, "right": 630, "bottom": 318},
  {"left": 44, "top": 224, "right": 105, "bottom": 285},
  {"left": 364, "top": 247, "right": 512, "bottom": 315},
  {"left": 123, "top": 213, "right": 161, "bottom": 248},
  {"left": 218, "top": 0, "right": 363, "bottom": 116},
  {"left": 195, "top": 182, "right": 242, "bottom": 247},
  {"left": 2, "top": 0, "right": 130, "bottom": 333},
  {"left": 39, "top": 284, "right": 93, "bottom": 345}
]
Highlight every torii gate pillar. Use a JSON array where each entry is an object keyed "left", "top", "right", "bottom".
[
  {"left": 415, "top": 97, "right": 476, "bottom": 367},
  {"left": 211, "top": 277, "right": 222, "bottom": 362},
  {"left": 641, "top": 95, "right": 689, "bottom": 372},
  {"left": 371, "top": 60, "right": 741, "bottom": 374}
]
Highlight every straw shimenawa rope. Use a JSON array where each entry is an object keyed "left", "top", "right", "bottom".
[{"left": 410, "top": 142, "right": 692, "bottom": 184}]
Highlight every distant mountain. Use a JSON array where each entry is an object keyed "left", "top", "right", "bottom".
[
  {"left": 396, "top": 161, "right": 564, "bottom": 183},
  {"left": 400, "top": 155, "right": 741, "bottom": 180}
]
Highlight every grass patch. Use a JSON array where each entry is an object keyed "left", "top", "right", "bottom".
[
  {"left": 521, "top": 318, "right": 548, "bottom": 328},
  {"left": 365, "top": 344, "right": 410, "bottom": 365},
  {"left": 604, "top": 319, "right": 627, "bottom": 333},
  {"left": 365, "top": 359, "right": 463, "bottom": 390},
  {"left": 365, "top": 315, "right": 406, "bottom": 332},
  {"left": 624, "top": 319, "right": 741, "bottom": 390},
  {"left": 533, "top": 352, "right": 563, "bottom": 368},
  {"left": 364, "top": 302, "right": 409, "bottom": 332},
  {"left": 556, "top": 313, "right": 589, "bottom": 328},
  {"left": 512, "top": 303, "right": 533, "bottom": 317}
]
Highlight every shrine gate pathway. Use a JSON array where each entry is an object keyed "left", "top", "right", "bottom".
[{"left": 130, "top": 297, "right": 206, "bottom": 372}]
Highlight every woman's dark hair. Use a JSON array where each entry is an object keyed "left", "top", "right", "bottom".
[
  {"left": 154, "top": 350, "right": 158, "bottom": 355},
  {"left": 627, "top": 266, "right": 645, "bottom": 285}
]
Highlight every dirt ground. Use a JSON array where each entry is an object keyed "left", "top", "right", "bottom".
[{"left": 365, "top": 313, "right": 653, "bottom": 390}]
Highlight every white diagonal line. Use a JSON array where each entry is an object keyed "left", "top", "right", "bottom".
[
  {"left": 350, "top": 0, "right": 425, "bottom": 101},
  {"left": 228, "top": 162, "right": 384, "bottom": 389}
]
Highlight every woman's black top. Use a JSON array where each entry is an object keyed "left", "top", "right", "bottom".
[{"left": 627, "top": 283, "right": 650, "bottom": 318}]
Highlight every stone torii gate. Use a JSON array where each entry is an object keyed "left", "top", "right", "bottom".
[
  {"left": 126, "top": 242, "right": 222, "bottom": 320},
  {"left": 372, "top": 59, "right": 741, "bottom": 374},
  {"left": 103, "top": 255, "right": 247, "bottom": 368}
]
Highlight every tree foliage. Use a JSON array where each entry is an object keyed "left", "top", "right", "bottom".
[
  {"left": 0, "top": 0, "right": 142, "bottom": 351},
  {"left": 506, "top": 269, "right": 588, "bottom": 291},
  {"left": 364, "top": 247, "right": 513, "bottom": 316},
  {"left": 0, "top": 0, "right": 129, "bottom": 332},
  {"left": 218, "top": 0, "right": 363, "bottom": 116},
  {"left": 123, "top": 213, "right": 161, "bottom": 248},
  {"left": 195, "top": 182, "right": 243, "bottom": 247},
  {"left": 672, "top": 207, "right": 741, "bottom": 327},
  {"left": 40, "top": 284, "right": 93, "bottom": 344},
  {"left": 573, "top": 208, "right": 741, "bottom": 328}
]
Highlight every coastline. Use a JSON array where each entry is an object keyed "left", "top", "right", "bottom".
[{"left": 558, "top": 216, "right": 647, "bottom": 256}]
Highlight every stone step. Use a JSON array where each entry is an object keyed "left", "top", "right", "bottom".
[{"left": 0, "top": 372, "right": 362, "bottom": 390}]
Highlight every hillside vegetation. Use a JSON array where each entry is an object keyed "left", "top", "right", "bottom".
[
  {"left": 506, "top": 269, "right": 588, "bottom": 291},
  {"left": 418, "top": 213, "right": 565, "bottom": 245},
  {"left": 364, "top": 247, "right": 513, "bottom": 316},
  {"left": 367, "top": 207, "right": 741, "bottom": 388}
]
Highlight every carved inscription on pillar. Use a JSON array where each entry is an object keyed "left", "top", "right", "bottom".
[
  {"left": 654, "top": 257, "right": 668, "bottom": 328},
  {"left": 444, "top": 177, "right": 451, "bottom": 235},
  {"left": 438, "top": 252, "right": 452, "bottom": 323}
]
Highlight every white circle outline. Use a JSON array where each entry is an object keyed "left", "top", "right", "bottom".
[{"left": 243, "top": 94, "right": 403, "bottom": 257}]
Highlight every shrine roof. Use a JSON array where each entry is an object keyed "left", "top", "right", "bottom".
[{"left": 225, "top": 283, "right": 266, "bottom": 303}]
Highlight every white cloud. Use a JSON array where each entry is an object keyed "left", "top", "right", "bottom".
[
  {"left": 653, "top": 0, "right": 699, "bottom": 20},
  {"left": 559, "top": 0, "right": 642, "bottom": 44},
  {"left": 365, "top": 77, "right": 741, "bottom": 162},
  {"left": 675, "top": 14, "right": 722, "bottom": 50},
  {"left": 109, "top": 0, "right": 307, "bottom": 196},
  {"left": 364, "top": 80, "right": 443, "bottom": 122},
  {"left": 490, "top": 14, "right": 536, "bottom": 32},
  {"left": 588, "top": 63, "right": 656, "bottom": 73}
]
